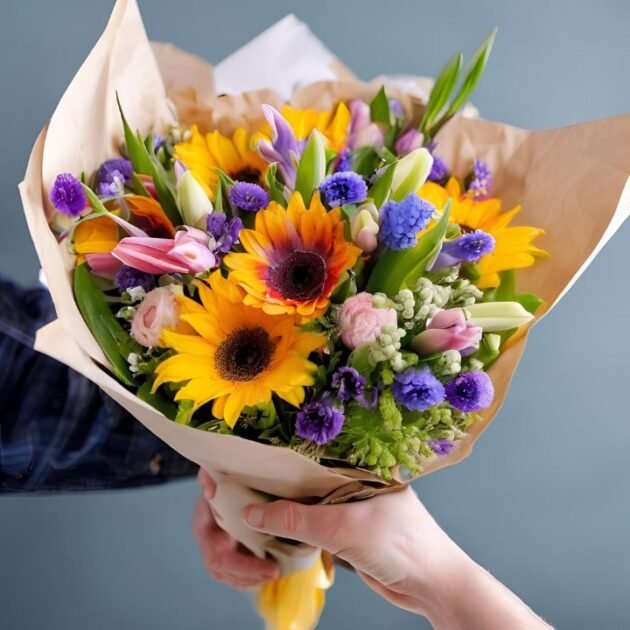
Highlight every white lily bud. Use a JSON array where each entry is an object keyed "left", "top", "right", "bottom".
[
  {"left": 176, "top": 170, "right": 213, "bottom": 229},
  {"left": 390, "top": 147, "right": 434, "bottom": 202},
  {"left": 465, "top": 302, "right": 534, "bottom": 331}
]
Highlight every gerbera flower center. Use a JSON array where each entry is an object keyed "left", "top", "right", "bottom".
[
  {"left": 268, "top": 250, "right": 328, "bottom": 302},
  {"left": 215, "top": 326, "right": 276, "bottom": 382},
  {"left": 231, "top": 167, "right": 262, "bottom": 185}
]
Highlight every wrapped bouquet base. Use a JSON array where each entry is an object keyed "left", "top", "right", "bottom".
[{"left": 21, "top": 1, "right": 630, "bottom": 628}]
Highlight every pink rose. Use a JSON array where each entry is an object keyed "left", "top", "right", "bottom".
[
  {"left": 339, "top": 292, "right": 398, "bottom": 349},
  {"left": 131, "top": 287, "right": 181, "bottom": 348},
  {"left": 411, "top": 308, "right": 482, "bottom": 355}
]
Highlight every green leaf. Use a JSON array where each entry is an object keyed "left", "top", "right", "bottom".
[
  {"left": 348, "top": 344, "right": 374, "bottom": 377},
  {"left": 175, "top": 399, "right": 195, "bottom": 425},
  {"left": 495, "top": 270, "right": 544, "bottom": 314},
  {"left": 353, "top": 146, "right": 381, "bottom": 177},
  {"left": 81, "top": 183, "right": 109, "bottom": 215},
  {"left": 117, "top": 93, "right": 152, "bottom": 175},
  {"left": 369, "top": 86, "right": 392, "bottom": 126},
  {"left": 369, "top": 161, "right": 397, "bottom": 208},
  {"left": 445, "top": 28, "right": 497, "bottom": 118},
  {"left": 420, "top": 52, "right": 463, "bottom": 133},
  {"left": 265, "top": 163, "right": 287, "bottom": 206},
  {"left": 366, "top": 201, "right": 452, "bottom": 295},
  {"left": 131, "top": 173, "right": 151, "bottom": 197},
  {"left": 295, "top": 130, "right": 326, "bottom": 205},
  {"left": 137, "top": 381, "right": 177, "bottom": 420},
  {"left": 73, "top": 263, "right": 139, "bottom": 386}
]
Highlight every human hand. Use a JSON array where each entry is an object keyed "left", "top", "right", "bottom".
[
  {"left": 193, "top": 469, "right": 279, "bottom": 590},
  {"left": 241, "top": 485, "right": 550, "bottom": 629}
]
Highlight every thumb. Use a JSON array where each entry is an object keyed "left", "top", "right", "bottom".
[{"left": 243, "top": 500, "right": 342, "bottom": 551}]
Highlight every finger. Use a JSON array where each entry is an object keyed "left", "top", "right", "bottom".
[
  {"left": 197, "top": 468, "right": 217, "bottom": 500},
  {"left": 243, "top": 501, "right": 344, "bottom": 553}
]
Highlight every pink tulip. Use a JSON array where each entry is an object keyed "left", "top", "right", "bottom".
[
  {"left": 112, "top": 226, "right": 217, "bottom": 275},
  {"left": 348, "top": 99, "right": 384, "bottom": 150},
  {"left": 85, "top": 253, "right": 122, "bottom": 278},
  {"left": 395, "top": 127, "right": 425, "bottom": 156},
  {"left": 412, "top": 308, "right": 482, "bottom": 355}
]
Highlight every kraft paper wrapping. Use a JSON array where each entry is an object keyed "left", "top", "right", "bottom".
[{"left": 19, "top": 0, "right": 630, "bottom": 590}]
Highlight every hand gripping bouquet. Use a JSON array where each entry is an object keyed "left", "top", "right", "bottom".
[{"left": 21, "top": 1, "right": 630, "bottom": 628}]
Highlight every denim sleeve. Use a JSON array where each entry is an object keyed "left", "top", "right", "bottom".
[{"left": 0, "top": 276, "right": 196, "bottom": 492}]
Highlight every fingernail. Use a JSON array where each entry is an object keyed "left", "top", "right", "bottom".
[{"left": 244, "top": 505, "right": 264, "bottom": 528}]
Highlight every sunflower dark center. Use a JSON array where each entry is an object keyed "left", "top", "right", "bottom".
[
  {"left": 267, "top": 250, "right": 328, "bottom": 302},
  {"left": 231, "top": 167, "right": 262, "bottom": 185},
  {"left": 215, "top": 326, "right": 275, "bottom": 382}
]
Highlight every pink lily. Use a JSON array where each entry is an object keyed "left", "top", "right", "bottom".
[
  {"left": 85, "top": 253, "right": 123, "bottom": 278},
  {"left": 112, "top": 226, "right": 218, "bottom": 275},
  {"left": 411, "top": 308, "right": 482, "bottom": 355}
]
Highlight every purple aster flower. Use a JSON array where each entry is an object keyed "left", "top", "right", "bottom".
[
  {"left": 258, "top": 105, "right": 301, "bottom": 188},
  {"left": 392, "top": 366, "right": 445, "bottom": 411},
  {"left": 207, "top": 212, "right": 243, "bottom": 254},
  {"left": 50, "top": 173, "right": 87, "bottom": 217},
  {"left": 335, "top": 150, "right": 353, "bottom": 173},
  {"left": 95, "top": 158, "right": 133, "bottom": 197},
  {"left": 296, "top": 399, "right": 345, "bottom": 445},
  {"left": 433, "top": 230, "right": 496, "bottom": 269},
  {"left": 319, "top": 172, "right": 367, "bottom": 207},
  {"left": 445, "top": 371, "right": 494, "bottom": 412},
  {"left": 428, "top": 439, "right": 455, "bottom": 457},
  {"left": 467, "top": 159, "right": 492, "bottom": 199},
  {"left": 379, "top": 194, "right": 435, "bottom": 250},
  {"left": 114, "top": 265, "right": 156, "bottom": 293},
  {"left": 331, "top": 366, "right": 366, "bottom": 403},
  {"left": 229, "top": 182, "right": 269, "bottom": 212}
]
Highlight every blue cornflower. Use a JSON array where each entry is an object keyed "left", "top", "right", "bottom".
[
  {"left": 379, "top": 194, "right": 435, "bottom": 250},
  {"left": 319, "top": 172, "right": 367, "bottom": 207},
  {"left": 335, "top": 150, "right": 353, "bottom": 173},
  {"left": 229, "top": 182, "right": 269, "bottom": 212},
  {"left": 295, "top": 399, "right": 345, "bottom": 445},
  {"left": 49, "top": 173, "right": 87, "bottom": 217},
  {"left": 331, "top": 366, "right": 366, "bottom": 403},
  {"left": 445, "top": 371, "right": 494, "bottom": 412},
  {"left": 114, "top": 265, "right": 156, "bottom": 293},
  {"left": 392, "top": 367, "right": 445, "bottom": 411}
]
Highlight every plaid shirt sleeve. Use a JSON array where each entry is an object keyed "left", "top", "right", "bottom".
[{"left": 0, "top": 276, "right": 197, "bottom": 492}]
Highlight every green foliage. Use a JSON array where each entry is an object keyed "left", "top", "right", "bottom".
[
  {"left": 295, "top": 130, "right": 326, "bottom": 205},
  {"left": 369, "top": 161, "right": 397, "bottom": 208},
  {"left": 369, "top": 86, "right": 393, "bottom": 126},
  {"left": 265, "top": 163, "right": 287, "bottom": 206},
  {"left": 495, "top": 270, "right": 544, "bottom": 314}
]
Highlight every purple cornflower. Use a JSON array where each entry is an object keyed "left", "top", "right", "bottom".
[
  {"left": 426, "top": 142, "right": 449, "bottom": 183},
  {"left": 335, "top": 150, "right": 353, "bottom": 173},
  {"left": 331, "top": 366, "right": 366, "bottom": 403},
  {"left": 114, "top": 265, "right": 156, "bottom": 293},
  {"left": 207, "top": 212, "right": 243, "bottom": 254},
  {"left": 467, "top": 159, "right": 492, "bottom": 199},
  {"left": 428, "top": 439, "right": 455, "bottom": 457},
  {"left": 392, "top": 367, "right": 445, "bottom": 411},
  {"left": 445, "top": 371, "right": 494, "bottom": 412},
  {"left": 296, "top": 399, "right": 345, "bottom": 445},
  {"left": 229, "top": 182, "right": 269, "bottom": 212},
  {"left": 95, "top": 158, "right": 133, "bottom": 197},
  {"left": 434, "top": 230, "right": 495, "bottom": 269},
  {"left": 50, "top": 173, "right": 87, "bottom": 217},
  {"left": 319, "top": 172, "right": 367, "bottom": 207},
  {"left": 379, "top": 194, "right": 435, "bottom": 250}
]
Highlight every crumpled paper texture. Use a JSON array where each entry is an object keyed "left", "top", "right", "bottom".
[{"left": 19, "top": 0, "right": 630, "bottom": 605}]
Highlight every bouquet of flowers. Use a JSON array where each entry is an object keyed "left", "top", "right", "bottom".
[{"left": 20, "top": 1, "right": 630, "bottom": 628}]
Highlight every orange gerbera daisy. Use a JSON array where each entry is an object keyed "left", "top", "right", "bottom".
[
  {"left": 419, "top": 178, "right": 548, "bottom": 288},
  {"left": 224, "top": 192, "right": 361, "bottom": 320}
]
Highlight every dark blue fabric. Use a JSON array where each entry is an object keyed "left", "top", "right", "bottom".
[{"left": 0, "top": 277, "right": 196, "bottom": 492}]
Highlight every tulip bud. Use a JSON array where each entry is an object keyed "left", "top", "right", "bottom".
[
  {"left": 390, "top": 147, "right": 434, "bottom": 202},
  {"left": 411, "top": 308, "right": 482, "bottom": 355},
  {"left": 176, "top": 170, "right": 213, "bottom": 229},
  {"left": 351, "top": 203, "right": 379, "bottom": 253},
  {"left": 465, "top": 302, "right": 535, "bottom": 331},
  {"left": 394, "top": 128, "right": 424, "bottom": 156}
]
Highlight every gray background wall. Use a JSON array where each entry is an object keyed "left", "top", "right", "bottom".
[{"left": 1, "top": 1, "right": 629, "bottom": 628}]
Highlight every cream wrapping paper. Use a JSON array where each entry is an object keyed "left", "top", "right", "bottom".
[{"left": 19, "top": 0, "right": 630, "bottom": 622}]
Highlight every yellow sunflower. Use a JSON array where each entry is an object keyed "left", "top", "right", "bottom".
[
  {"left": 258, "top": 103, "right": 350, "bottom": 153},
  {"left": 174, "top": 126, "right": 268, "bottom": 199},
  {"left": 224, "top": 192, "right": 361, "bottom": 320},
  {"left": 419, "top": 177, "right": 548, "bottom": 288},
  {"left": 153, "top": 272, "right": 323, "bottom": 427}
]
